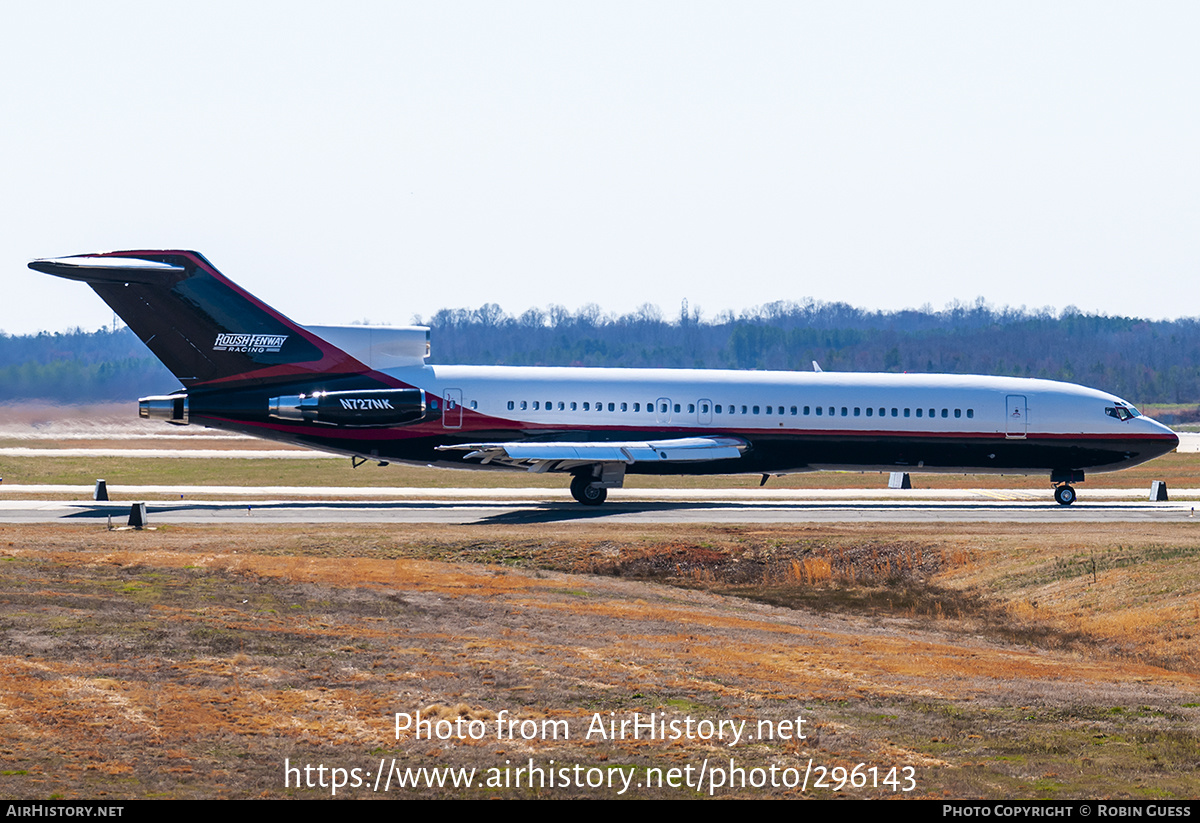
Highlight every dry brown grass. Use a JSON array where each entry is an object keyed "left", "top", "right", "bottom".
[{"left": 2, "top": 522, "right": 1200, "bottom": 799}]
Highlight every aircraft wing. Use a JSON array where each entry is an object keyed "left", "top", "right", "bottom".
[{"left": 436, "top": 436, "right": 748, "bottom": 471}]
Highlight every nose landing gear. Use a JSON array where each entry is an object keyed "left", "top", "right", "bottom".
[{"left": 1051, "top": 470, "right": 1084, "bottom": 506}]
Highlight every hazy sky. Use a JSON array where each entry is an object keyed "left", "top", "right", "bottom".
[{"left": 4, "top": 2, "right": 1198, "bottom": 335}]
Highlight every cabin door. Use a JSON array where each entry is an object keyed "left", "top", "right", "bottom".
[
  {"left": 656, "top": 397, "right": 671, "bottom": 425},
  {"left": 698, "top": 398, "right": 713, "bottom": 425},
  {"left": 1005, "top": 395, "right": 1027, "bottom": 439},
  {"left": 443, "top": 389, "right": 463, "bottom": 429}
]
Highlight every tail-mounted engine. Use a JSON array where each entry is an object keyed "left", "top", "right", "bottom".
[
  {"left": 139, "top": 394, "right": 189, "bottom": 425},
  {"left": 269, "top": 388, "right": 427, "bottom": 427}
]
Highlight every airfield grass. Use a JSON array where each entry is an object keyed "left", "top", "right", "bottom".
[
  {"left": 1, "top": 450, "right": 1198, "bottom": 492},
  {"left": 2, "top": 522, "right": 1200, "bottom": 798}
]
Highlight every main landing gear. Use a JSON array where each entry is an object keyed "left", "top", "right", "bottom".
[
  {"left": 1053, "top": 484, "right": 1077, "bottom": 506},
  {"left": 570, "top": 474, "right": 607, "bottom": 506}
]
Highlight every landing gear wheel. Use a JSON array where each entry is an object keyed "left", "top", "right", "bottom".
[
  {"left": 570, "top": 475, "right": 608, "bottom": 506},
  {"left": 1054, "top": 485, "right": 1076, "bottom": 506}
]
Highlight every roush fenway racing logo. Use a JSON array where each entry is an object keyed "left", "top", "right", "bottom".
[{"left": 213, "top": 333, "right": 289, "bottom": 353}]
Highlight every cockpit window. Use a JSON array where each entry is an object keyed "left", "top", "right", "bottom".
[{"left": 1105, "top": 404, "right": 1141, "bottom": 421}]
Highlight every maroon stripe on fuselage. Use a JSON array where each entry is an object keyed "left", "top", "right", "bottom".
[{"left": 198, "top": 408, "right": 1178, "bottom": 444}]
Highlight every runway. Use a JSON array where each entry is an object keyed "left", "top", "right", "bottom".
[
  {"left": 1, "top": 487, "right": 1196, "bottom": 524},
  {"left": 3, "top": 434, "right": 1194, "bottom": 525}
]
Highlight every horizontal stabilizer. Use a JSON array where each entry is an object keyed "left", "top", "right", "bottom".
[{"left": 29, "top": 255, "right": 187, "bottom": 282}]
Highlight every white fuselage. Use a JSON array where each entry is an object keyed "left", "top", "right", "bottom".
[
  {"left": 405, "top": 365, "right": 1156, "bottom": 436},
  {"left": 359, "top": 364, "right": 1176, "bottom": 477}
]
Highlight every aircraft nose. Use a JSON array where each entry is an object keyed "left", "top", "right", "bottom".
[
  {"left": 1167, "top": 427, "right": 1181, "bottom": 451},
  {"left": 1148, "top": 418, "right": 1180, "bottom": 453}
]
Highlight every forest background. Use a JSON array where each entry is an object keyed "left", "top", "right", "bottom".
[{"left": 4, "top": 298, "right": 1199, "bottom": 417}]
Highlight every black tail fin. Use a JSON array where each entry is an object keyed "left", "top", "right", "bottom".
[{"left": 30, "top": 250, "right": 367, "bottom": 389}]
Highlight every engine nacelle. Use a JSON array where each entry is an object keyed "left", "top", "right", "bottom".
[
  {"left": 139, "top": 394, "right": 189, "bottom": 425},
  {"left": 269, "top": 388, "right": 427, "bottom": 427}
]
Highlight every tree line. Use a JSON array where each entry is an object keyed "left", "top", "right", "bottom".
[
  {"left": 0, "top": 328, "right": 173, "bottom": 403},
  {"left": 4, "top": 300, "right": 1200, "bottom": 406},
  {"left": 421, "top": 299, "right": 1200, "bottom": 405}
]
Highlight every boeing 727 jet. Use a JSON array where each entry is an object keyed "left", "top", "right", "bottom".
[{"left": 30, "top": 250, "right": 1179, "bottom": 506}]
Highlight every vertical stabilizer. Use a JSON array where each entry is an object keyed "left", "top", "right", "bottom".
[{"left": 29, "top": 250, "right": 369, "bottom": 388}]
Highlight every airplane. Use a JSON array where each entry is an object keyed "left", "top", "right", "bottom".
[{"left": 29, "top": 250, "right": 1179, "bottom": 507}]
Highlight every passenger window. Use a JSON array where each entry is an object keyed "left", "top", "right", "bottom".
[
  {"left": 633, "top": 403, "right": 640, "bottom": 412},
  {"left": 507, "top": 401, "right": 514, "bottom": 410},
  {"left": 753, "top": 406, "right": 760, "bottom": 414},
  {"left": 941, "top": 408, "right": 948, "bottom": 418},
  {"left": 967, "top": 409, "right": 974, "bottom": 418},
  {"left": 688, "top": 403, "right": 695, "bottom": 413},
  {"left": 904, "top": 408, "right": 910, "bottom": 417},
  {"left": 954, "top": 409, "right": 961, "bottom": 418},
  {"left": 621, "top": 402, "right": 628, "bottom": 412},
  {"left": 660, "top": 403, "right": 668, "bottom": 413},
  {"left": 891, "top": 408, "right": 898, "bottom": 417},
  {"left": 879, "top": 408, "right": 885, "bottom": 416},
  {"left": 866, "top": 407, "right": 873, "bottom": 417},
  {"left": 558, "top": 401, "right": 565, "bottom": 410},
  {"left": 608, "top": 402, "right": 615, "bottom": 411},
  {"left": 470, "top": 400, "right": 478, "bottom": 410},
  {"left": 533, "top": 401, "right": 540, "bottom": 410},
  {"left": 520, "top": 401, "right": 528, "bottom": 410},
  {"left": 583, "top": 402, "right": 590, "bottom": 411},
  {"left": 674, "top": 404, "right": 681, "bottom": 413},
  {"left": 803, "top": 406, "right": 810, "bottom": 415},
  {"left": 742, "top": 405, "right": 748, "bottom": 414},
  {"left": 715, "top": 405, "right": 722, "bottom": 413},
  {"left": 765, "top": 406, "right": 772, "bottom": 414},
  {"left": 571, "top": 402, "right": 577, "bottom": 411},
  {"left": 916, "top": 408, "right": 922, "bottom": 417},
  {"left": 841, "top": 407, "right": 848, "bottom": 416},
  {"left": 828, "top": 407, "right": 835, "bottom": 416},
  {"left": 791, "top": 406, "right": 797, "bottom": 415},
  {"left": 701, "top": 403, "right": 709, "bottom": 413},
  {"left": 854, "top": 407, "right": 860, "bottom": 416},
  {"left": 816, "top": 406, "right": 823, "bottom": 416}
]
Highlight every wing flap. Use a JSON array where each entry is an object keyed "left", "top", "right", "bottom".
[{"left": 437, "top": 436, "right": 747, "bottom": 469}]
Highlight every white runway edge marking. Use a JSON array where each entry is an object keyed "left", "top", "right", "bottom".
[{"left": 0, "top": 486, "right": 1198, "bottom": 501}]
